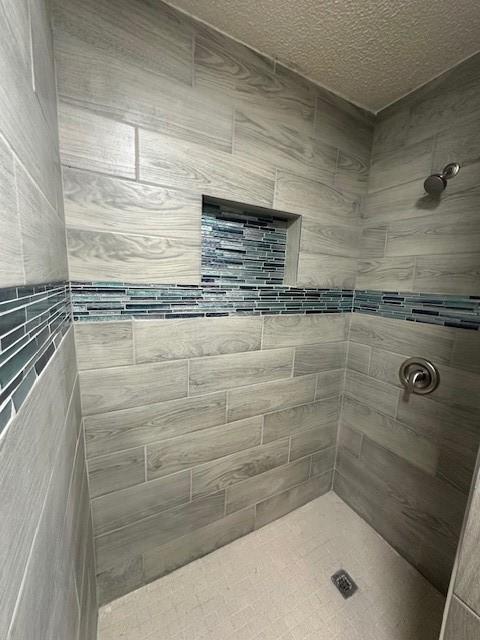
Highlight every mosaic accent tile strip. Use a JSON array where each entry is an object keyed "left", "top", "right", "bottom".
[
  {"left": 201, "top": 202, "right": 287, "bottom": 285},
  {"left": 355, "top": 290, "right": 480, "bottom": 330},
  {"left": 0, "top": 282, "right": 71, "bottom": 436},
  {"left": 71, "top": 283, "right": 480, "bottom": 330},
  {"left": 71, "top": 282, "right": 353, "bottom": 321}
]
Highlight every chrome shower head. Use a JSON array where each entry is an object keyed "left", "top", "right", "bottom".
[{"left": 424, "top": 162, "right": 460, "bottom": 195}]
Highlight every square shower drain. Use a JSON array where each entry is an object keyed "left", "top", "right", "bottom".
[{"left": 331, "top": 569, "right": 358, "bottom": 599}]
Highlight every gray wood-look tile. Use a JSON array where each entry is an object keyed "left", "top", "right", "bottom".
[
  {"left": 342, "top": 396, "right": 438, "bottom": 475},
  {"left": 30, "top": 0, "right": 58, "bottom": 133},
  {"left": 96, "top": 555, "right": 144, "bottom": 606},
  {"left": 349, "top": 314, "right": 454, "bottom": 365},
  {"left": 16, "top": 163, "right": 68, "bottom": 283},
  {"left": 368, "top": 348, "right": 406, "bottom": 388},
  {"left": 263, "top": 314, "right": 347, "bottom": 349},
  {"left": 80, "top": 360, "right": 188, "bottom": 416},
  {"left": 95, "top": 491, "right": 225, "bottom": 573},
  {"left": 335, "top": 438, "right": 466, "bottom": 593},
  {"left": 234, "top": 106, "right": 336, "bottom": 181},
  {"left": 75, "top": 322, "right": 134, "bottom": 370},
  {"left": 6, "top": 394, "right": 83, "bottom": 640},
  {"left": 227, "top": 375, "right": 317, "bottom": 422},
  {"left": 52, "top": 0, "right": 193, "bottom": 87},
  {"left": 346, "top": 341, "right": 371, "bottom": 374},
  {"left": 368, "top": 138, "right": 433, "bottom": 194},
  {"left": 67, "top": 226, "right": 201, "bottom": 284},
  {"left": 255, "top": 472, "right": 332, "bottom": 529},
  {"left": 338, "top": 424, "right": 363, "bottom": 458},
  {"left": 54, "top": 37, "right": 235, "bottom": 153},
  {"left": 0, "top": 136, "right": 24, "bottom": 287},
  {"left": 334, "top": 149, "right": 370, "bottom": 199},
  {"left": 0, "top": 334, "right": 76, "bottom": 635},
  {"left": 310, "top": 447, "right": 336, "bottom": 477},
  {"left": 84, "top": 392, "right": 227, "bottom": 458},
  {"left": 385, "top": 211, "right": 480, "bottom": 257},
  {"left": 189, "top": 348, "right": 294, "bottom": 396},
  {"left": 58, "top": 101, "right": 135, "bottom": 178},
  {"left": 315, "top": 94, "right": 373, "bottom": 161},
  {"left": 263, "top": 397, "right": 340, "bottom": 443},
  {"left": 193, "top": 22, "right": 274, "bottom": 97},
  {"left": 91, "top": 470, "right": 191, "bottom": 535},
  {"left": 363, "top": 179, "right": 426, "bottom": 224},
  {"left": 414, "top": 253, "right": 480, "bottom": 295},
  {"left": 397, "top": 393, "right": 480, "bottom": 493},
  {"left": 294, "top": 341, "right": 347, "bottom": 377},
  {"left": 297, "top": 252, "right": 357, "bottom": 289},
  {"left": 138, "top": 128, "right": 275, "bottom": 208},
  {"left": 290, "top": 424, "right": 337, "bottom": 461},
  {"left": 274, "top": 170, "right": 358, "bottom": 224},
  {"left": 87, "top": 447, "right": 145, "bottom": 499},
  {"left": 344, "top": 369, "right": 399, "bottom": 418},
  {"left": 134, "top": 316, "right": 263, "bottom": 364},
  {"left": 356, "top": 256, "right": 415, "bottom": 291},
  {"left": 192, "top": 439, "right": 289, "bottom": 500},
  {"left": 245, "top": 62, "right": 317, "bottom": 123},
  {"left": 315, "top": 369, "right": 344, "bottom": 400},
  {"left": 62, "top": 167, "right": 202, "bottom": 239},
  {"left": 455, "top": 469, "right": 480, "bottom": 613},
  {"left": 444, "top": 596, "right": 480, "bottom": 640},
  {"left": 0, "top": 6, "right": 59, "bottom": 207},
  {"left": 143, "top": 507, "right": 255, "bottom": 583},
  {"left": 225, "top": 459, "right": 310, "bottom": 514},
  {"left": 146, "top": 416, "right": 263, "bottom": 480},
  {"left": 359, "top": 225, "right": 387, "bottom": 258},
  {"left": 451, "top": 329, "right": 480, "bottom": 374},
  {"left": 300, "top": 217, "right": 359, "bottom": 258}
]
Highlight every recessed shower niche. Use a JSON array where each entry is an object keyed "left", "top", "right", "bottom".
[{"left": 201, "top": 196, "right": 302, "bottom": 286}]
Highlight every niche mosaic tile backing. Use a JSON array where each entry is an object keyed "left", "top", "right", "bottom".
[
  {"left": 201, "top": 202, "right": 287, "bottom": 285},
  {"left": 0, "top": 282, "right": 71, "bottom": 436},
  {"left": 71, "top": 282, "right": 353, "bottom": 321},
  {"left": 355, "top": 290, "right": 480, "bottom": 330}
]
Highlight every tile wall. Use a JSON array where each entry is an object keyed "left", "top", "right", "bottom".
[
  {"left": 359, "top": 53, "right": 480, "bottom": 295},
  {"left": 50, "top": 0, "right": 480, "bottom": 611},
  {"left": 335, "top": 313, "right": 480, "bottom": 592},
  {"left": 443, "top": 455, "right": 480, "bottom": 638},
  {"left": 335, "top": 51, "right": 480, "bottom": 602},
  {"left": 0, "top": 0, "right": 96, "bottom": 637},
  {"left": 51, "top": 0, "right": 373, "bottom": 289},
  {"left": 75, "top": 313, "right": 346, "bottom": 602}
]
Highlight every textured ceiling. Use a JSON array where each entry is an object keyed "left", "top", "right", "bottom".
[{"left": 167, "top": 0, "right": 480, "bottom": 112}]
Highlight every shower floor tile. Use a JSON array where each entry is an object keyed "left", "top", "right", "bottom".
[{"left": 97, "top": 492, "right": 445, "bottom": 640}]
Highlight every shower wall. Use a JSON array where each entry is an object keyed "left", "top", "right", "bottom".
[
  {"left": 50, "top": 0, "right": 373, "bottom": 603},
  {"left": 0, "top": 1, "right": 96, "bottom": 637},
  {"left": 335, "top": 53, "right": 480, "bottom": 593},
  {"left": 444, "top": 457, "right": 480, "bottom": 638}
]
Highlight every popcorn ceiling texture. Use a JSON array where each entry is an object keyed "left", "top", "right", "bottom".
[{"left": 168, "top": 0, "right": 480, "bottom": 112}]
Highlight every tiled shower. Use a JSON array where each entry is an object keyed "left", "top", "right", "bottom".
[{"left": 1, "top": 0, "right": 480, "bottom": 638}]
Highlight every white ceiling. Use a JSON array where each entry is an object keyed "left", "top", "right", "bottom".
[{"left": 167, "top": 0, "right": 480, "bottom": 112}]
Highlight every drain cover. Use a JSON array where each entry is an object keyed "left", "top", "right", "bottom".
[{"left": 331, "top": 569, "right": 358, "bottom": 599}]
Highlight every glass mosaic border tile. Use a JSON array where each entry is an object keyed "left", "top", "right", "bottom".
[
  {"left": 71, "top": 282, "right": 353, "bottom": 321},
  {"left": 0, "top": 282, "right": 71, "bottom": 437},
  {"left": 201, "top": 202, "right": 288, "bottom": 286},
  {"left": 71, "top": 282, "right": 480, "bottom": 330},
  {"left": 354, "top": 290, "right": 480, "bottom": 330}
]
